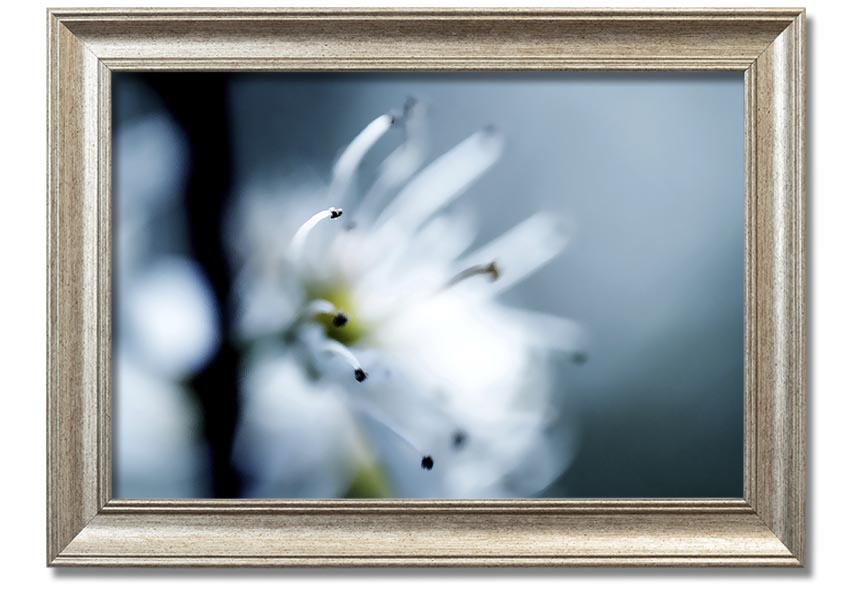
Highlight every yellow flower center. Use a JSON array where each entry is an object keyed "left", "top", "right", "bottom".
[{"left": 306, "top": 283, "right": 368, "bottom": 346}]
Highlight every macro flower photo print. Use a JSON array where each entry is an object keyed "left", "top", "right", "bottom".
[{"left": 113, "top": 73, "right": 746, "bottom": 499}]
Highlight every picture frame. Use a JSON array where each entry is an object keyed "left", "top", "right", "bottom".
[{"left": 47, "top": 7, "right": 806, "bottom": 567}]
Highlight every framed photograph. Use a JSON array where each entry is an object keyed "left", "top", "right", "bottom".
[{"left": 47, "top": 8, "right": 806, "bottom": 567}]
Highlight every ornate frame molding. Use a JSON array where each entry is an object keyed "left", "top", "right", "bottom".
[{"left": 47, "top": 8, "right": 805, "bottom": 567}]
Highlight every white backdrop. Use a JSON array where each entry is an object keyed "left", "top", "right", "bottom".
[{"left": 1, "top": 0, "right": 845, "bottom": 597}]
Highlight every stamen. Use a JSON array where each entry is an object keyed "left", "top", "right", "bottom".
[
  {"left": 451, "top": 430, "right": 468, "bottom": 449},
  {"left": 329, "top": 113, "right": 396, "bottom": 204},
  {"left": 320, "top": 339, "right": 367, "bottom": 382},
  {"left": 346, "top": 395, "right": 434, "bottom": 470},
  {"left": 355, "top": 99, "right": 427, "bottom": 224},
  {"left": 461, "top": 212, "right": 568, "bottom": 296},
  {"left": 306, "top": 298, "right": 334, "bottom": 315},
  {"left": 289, "top": 207, "right": 343, "bottom": 261},
  {"left": 305, "top": 299, "right": 348, "bottom": 328},
  {"left": 446, "top": 261, "right": 500, "bottom": 287}
]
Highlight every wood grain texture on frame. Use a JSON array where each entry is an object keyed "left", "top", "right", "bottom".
[{"left": 47, "top": 8, "right": 806, "bottom": 567}]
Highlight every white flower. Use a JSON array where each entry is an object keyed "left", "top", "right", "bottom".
[
  {"left": 114, "top": 350, "right": 209, "bottom": 498},
  {"left": 123, "top": 257, "right": 220, "bottom": 380},
  {"left": 230, "top": 102, "right": 582, "bottom": 498},
  {"left": 114, "top": 112, "right": 217, "bottom": 497}
]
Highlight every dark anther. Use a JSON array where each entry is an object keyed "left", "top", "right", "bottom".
[
  {"left": 485, "top": 261, "right": 500, "bottom": 281},
  {"left": 421, "top": 456, "right": 434, "bottom": 470},
  {"left": 452, "top": 430, "right": 467, "bottom": 449},
  {"left": 446, "top": 261, "right": 501, "bottom": 287},
  {"left": 332, "top": 312, "right": 349, "bottom": 327},
  {"left": 329, "top": 208, "right": 343, "bottom": 219},
  {"left": 354, "top": 368, "right": 368, "bottom": 382},
  {"left": 572, "top": 352, "right": 588, "bottom": 366}
]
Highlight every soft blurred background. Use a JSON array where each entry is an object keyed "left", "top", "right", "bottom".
[{"left": 112, "top": 72, "right": 744, "bottom": 499}]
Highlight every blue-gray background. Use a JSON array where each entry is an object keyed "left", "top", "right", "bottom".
[{"left": 114, "top": 72, "right": 744, "bottom": 497}]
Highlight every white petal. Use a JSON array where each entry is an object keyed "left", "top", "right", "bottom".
[
  {"left": 497, "top": 306, "right": 586, "bottom": 352},
  {"left": 356, "top": 144, "right": 425, "bottom": 225},
  {"left": 460, "top": 212, "right": 570, "bottom": 295},
  {"left": 350, "top": 212, "right": 476, "bottom": 315},
  {"left": 232, "top": 347, "right": 362, "bottom": 498},
  {"left": 328, "top": 113, "right": 395, "bottom": 205},
  {"left": 375, "top": 128, "right": 503, "bottom": 235},
  {"left": 355, "top": 100, "right": 429, "bottom": 224}
]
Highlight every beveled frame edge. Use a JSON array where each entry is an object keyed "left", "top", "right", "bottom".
[{"left": 47, "top": 8, "right": 806, "bottom": 567}]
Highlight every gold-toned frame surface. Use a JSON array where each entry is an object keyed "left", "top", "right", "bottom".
[{"left": 47, "top": 8, "right": 806, "bottom": 567}]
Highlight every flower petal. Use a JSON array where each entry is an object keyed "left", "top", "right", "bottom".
[
  {"left": 328, "top": 113, "right": 395, "bottom": 205},
  {"left": 375, "top": 128, "right": 503, "bottom": 236},
  {"left": 460, "top": 212, "right": 570, "bottom": 295}
]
